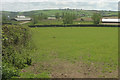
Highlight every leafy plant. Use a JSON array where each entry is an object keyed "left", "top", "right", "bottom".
[
  {"left": 91, "top": 13, "right": 101, "bottom": 24},
  {"left": 2, "top": 62, "right": 19, "bottom": 79},
  {"left": 63, "top": 12, "right": 75, "bottom": 24},
  {"left": 2, "top": 25, "right": 33, "bottom": 78}
]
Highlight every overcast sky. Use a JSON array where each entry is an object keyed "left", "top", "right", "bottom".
[
  {"left": 1, "top": 0, "right": 119, "bottom": 12},
  {"left": 1, "top": 0, "right": 119, "bottom": 2}
]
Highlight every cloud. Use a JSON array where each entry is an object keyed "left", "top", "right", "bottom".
[
  {"left": 2, "top": 0, "right": 119, "bottom": 2},
  {"left": 1, "top": 1, "right": 118, "bottom": 11}
]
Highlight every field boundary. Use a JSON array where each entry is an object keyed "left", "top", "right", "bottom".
[
  {"left": 29, "top": 24, "right": 119, "bottom": 27},
  {"left": 10, "top": 78, "right": 118, "bottom": 80}
]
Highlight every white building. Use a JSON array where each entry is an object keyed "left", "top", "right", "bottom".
[
  {"left": 17, "top": 16, "right": 25, "bottom": 18},
  {"left": 14, "top": 16, "right": 31, "bottom": 21},
  {"left": 102, "top": 18, "right": 120, "bottom": 23}
]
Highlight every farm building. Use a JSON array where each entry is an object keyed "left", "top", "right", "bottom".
[
  {"left": 48, "top": 15, "right": 56, "bottom": 20},
  {"left": 102, "top": 18, "right": 120, "bottom": 23},
  {"left": 14, "top": 16, "right": 32, "bottom": 21}
]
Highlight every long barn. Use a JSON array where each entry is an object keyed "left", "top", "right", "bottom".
[
  {"left": 102, "top": 18, "right": 120, "bottom": 23},
  {"left": 14, "top": 16, "right": 32, "bottom": 21}
]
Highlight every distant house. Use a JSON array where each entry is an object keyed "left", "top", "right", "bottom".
[
  {"left": 102, "top": 18, "right": 120, "bottom": 23},
  {"left": 14, "top": 16, "right": 32, "bottom": 21},
  {"left": 48, "top": 15, "right": 56, "bottom": 20}
]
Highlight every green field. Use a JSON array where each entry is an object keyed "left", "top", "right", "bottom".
[{"left": 20, "top": 27, "right": 118, "bottom": 78}]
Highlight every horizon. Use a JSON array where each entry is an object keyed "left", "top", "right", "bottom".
[{"left": 1, "top": 8, "right": 118, "bottom": 12}]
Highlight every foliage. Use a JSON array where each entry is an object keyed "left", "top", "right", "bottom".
[
  {"left": 2, "top": 14, "right": 11, "bottom": 23},
  {"left": 2, "top": 62, "right": 19, "bottom": 79},
  {"left": 119, "top": 11, "right": 120, "bottom": 18},
  {"left": 91, "top": 13, "right": 101, "bottom": 24},
  {"left": 63, "top": 12, "right": 75, "bottom": 24},
  {"left": 31, "top": 15, "right": 38, "bottom": 24},
  {"left": 2, "top": 25, "right": 32, "bottom": 79},
  {"left": 38, "top": 13, "right": 48, "bottom": 20},
  {"left": 55, "top": 13, "right": 60, "bottom": 19},
  {"left": 31, "top": 13, "right": 48, "bottom": 24}
]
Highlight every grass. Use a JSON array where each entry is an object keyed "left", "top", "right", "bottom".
[
  {"left": 74, "top": 21, "right": 93, "bottom": 24},
  {"left": 26, "top": 20, "right": 93, "bottom": 25},
  {"left": 19, "top": 27, "right": 118, "bottom": 78},
  {"left": 36, "top": 19, "right": 63, "bottom": 25},
  {"left": 19, "top": 72, "right": 50, "bottom": 78}
]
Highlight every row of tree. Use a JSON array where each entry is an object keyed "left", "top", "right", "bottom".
[
  {"left": 63, "top": 12, "right": 77, "bottom": 24},
  {"left": 2, "top": 12, "right": 102, "bottom": 25},
  {"left": 31, "top": 12, "right": 101, "bottom": 25},
  {"left": 62, "top": 12, "right": 101, "bottom": 25},
  {"left": 31, "top": 13, "right": 48, "bottom": 24}
]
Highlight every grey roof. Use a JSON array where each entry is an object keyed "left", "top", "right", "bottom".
[
  {"left": 14, "top": 16, "right": 31, "bottom": 21},
  {"left": 14, "top": 18, "right": 31, "bottom": 21}
]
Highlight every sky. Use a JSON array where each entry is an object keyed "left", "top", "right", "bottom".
[
  {"left": 1, "top": 0, "right": 119, "bottom": 12},
  {"left": 1, "top": 0, "right": 119, "bottom": 2}
]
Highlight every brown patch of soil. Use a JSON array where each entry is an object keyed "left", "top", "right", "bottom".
[
  {"left": 25, "top": 57, "right": 118, "bottom": 78},
  {"left": 22, "top": 51, "right": 118, "bottom": 78},
  {"left": 49, "top": 58, "right": 118, "bottom": 78}
]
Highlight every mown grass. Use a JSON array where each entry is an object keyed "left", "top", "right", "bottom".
[{"left": 20, "top": 27, "right": 118, "bottom": 78}]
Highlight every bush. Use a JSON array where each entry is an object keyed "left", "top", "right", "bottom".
[
  {"left": 2, "top": 25, "right": 32, "bottom": 78},
  {"left": 2, "top": 62, "right": 19, "bottom": 79}
]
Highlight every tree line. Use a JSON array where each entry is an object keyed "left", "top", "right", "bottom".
[
  {"left": 2, "top": 12, "right": 102, "bottom": 25},
  {"left": 28, "top": 12, "right": 102, "bottom": 25}
]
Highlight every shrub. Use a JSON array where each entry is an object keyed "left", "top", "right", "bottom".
[
  {"left": 2, "top": 62, "right": 19, "bottom": 79},
  {"left": 2, "top": 25, "right": 32, "bottom": 78}
]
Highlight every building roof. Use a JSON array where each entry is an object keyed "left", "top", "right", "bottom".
[
  {"left": 14, "top": 16, "right": 31, "bottom": 21},
  {"left": 14, "top": 18, "right": 31, "bottom": 21},
  {"left": 102, "top": 18, "right": 120, "bottom": 23},
  {"left": 17, "top": 16, "right": 25, "bottom": 18}
]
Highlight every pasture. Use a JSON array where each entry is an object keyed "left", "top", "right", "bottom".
[{"left": 20, "top": 27, "right": 118, "bottom": 78}]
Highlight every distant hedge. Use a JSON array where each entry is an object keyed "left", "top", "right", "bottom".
[
  {"left": 29, "top": 24, "right": 118, "bottom": 27},
  {"left": 2, "top": 25, "right": 32, "bottom": 79}
]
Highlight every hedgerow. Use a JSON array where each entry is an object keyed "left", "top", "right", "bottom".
[{"left": 2, "top": 25, "right": 32, "bottom": 79}]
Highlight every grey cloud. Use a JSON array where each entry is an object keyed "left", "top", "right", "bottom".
[{"left": 1, "top": 2, "right": 118, "bottom": 12}]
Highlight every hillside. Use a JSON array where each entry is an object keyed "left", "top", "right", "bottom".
[{"left": 2, "top": 9, "right": 118, "bottom": 18}]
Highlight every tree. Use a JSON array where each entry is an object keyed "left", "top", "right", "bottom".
[
  {"left": 38, "top": 13, "right": 44, "bottom": 20},
  {"left": 55, "top": 13, "right": 60, "bottom": 19},
  {"left": 62, "top": 12, "right": 65, "bottom": 18},
  {"left": 43, "top": 14, "right": 48, "bottom": 19},
  {"left": 38, "top": 13, "right": 48, "bottom": 20},
  {"left": 92, "top": 13, "right": 101, "bottom": 24},
  {"left": 63, "top": 12, "right": 74, "bottom": 24},
  {"left": 72, "top": 13, "right": 77, "bottom": 20},
  {"left": 119, "top": 11, "right": 120, "bottom": 18},
  {"left": 2, "top": 15, "right": 8, "bottom": 23},
  {"left": 31, "top": 15, "right": 38, "bottom": 24}
]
